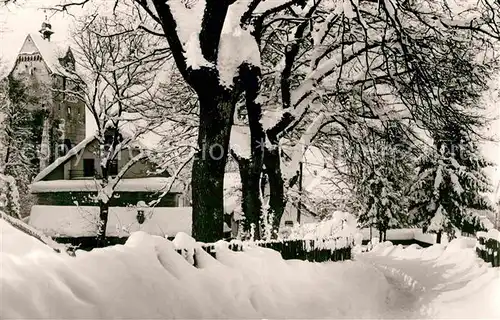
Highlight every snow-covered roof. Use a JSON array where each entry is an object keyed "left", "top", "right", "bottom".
[
  {"left": 31, "top": 177, "right": 184, "bottom": 193},
  {"left": 29, "top": 205, "right": 192, "bottom": 238},
  {"left": 34, "top": 129, "right": 173, "bottom": 183},
  {"left": 33, "top": 135, "right": 96, "bottom": 183},
  {"left": 18, "top": 33, "right": 73, "bottom": 78}
]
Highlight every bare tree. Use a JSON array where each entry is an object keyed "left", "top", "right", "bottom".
[{"left": 69, "top": 13, "right": 169, "bottom": 246}]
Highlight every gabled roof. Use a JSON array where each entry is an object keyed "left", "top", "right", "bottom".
[
  {"left": 17, "top": 33, "right": 73, "bottom": 78},
  {"left": 33, "top": 130, "right": 174, "bottom": 184},
  {"left": 33, "top": 135, "right": 95, "bottom": 183}
]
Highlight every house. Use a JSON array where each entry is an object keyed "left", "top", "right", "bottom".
[{"left": 28, "top": 132, "right": 193, "bottom": 246}]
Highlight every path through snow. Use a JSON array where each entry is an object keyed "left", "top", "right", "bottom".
[{"left": 357, "top": 240, "right": 500, "bottom": 319}]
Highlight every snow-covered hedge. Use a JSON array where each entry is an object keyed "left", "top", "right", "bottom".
[
  {"left": 476, "top": 228, "right": 500, "bottom": 267},
  {"left": 286, "top": 211, "right": 357, "bottom": 241},
  {"left": 174, "top": 235, "right": 353, "bottom": 264}
]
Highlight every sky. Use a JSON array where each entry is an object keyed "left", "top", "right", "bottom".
[{"left": 0, "top": 0, "right": 499, "bottom": 199}]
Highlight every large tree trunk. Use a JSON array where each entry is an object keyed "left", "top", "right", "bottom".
[
  {"left": 239, "top": 64, "right": 265, "bottom": 239},
  {"left": 191, "top": 91, "right": 237, "bottom": 243},
  {"left": 234, "top": 156, "right": 261, "bottom": 239},
  {"left": 97, "top": 200, "right": 110, "bottom": 248},
  {"left": 264, "top": 145, "right": 285, "bottom": 231},
  {"left": 436, "top": 231, "right": 442, "bottom": 244},
  {"left": 97, "top": 165, "right": 110, "bottom": 247}
]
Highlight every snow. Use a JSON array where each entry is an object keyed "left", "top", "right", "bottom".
[
  {"left": 487, "top": 228, "right": 500, "bottom": 241},
  {"left": 260, "top": 108, "right": 284, "bottom": 131},
  {"left": 0, "top": 173, "right": 21, "bottom": 218},
  {"left": 2, "top": 219, "right": 499, "bottom": 318},
  {"left": 0, "top": 227, "right": 394, "bottom": 319},
  {"left": 172, "top": 231, "right": 197, "bottom": 265},
  {"left": 224, "top": 172, "right": 243, "bottom": 219},
  {"left": 360, "top": 238, "right": 500, "bottom": 319},
  {"left": 217, "top": 0, "right": 261, "bottom": 88},
  {"left": 288, "top": 211, "right": 357, "bottom": 241},
  {"left": 29, "top": 205, "right": 192, "bottom": 238},
  {"left": 169, "top": 0, "right": 212, "bottom": 69},
  {"left": 230, "top": 124, "right": 252, "bottom": 159},
  {"left": 21, "top": 33, "right": 73, "bottom": 78},
  {"left": 434, "top": 163, "right": 443, "bottom": 191},
  {"left": 31, "top": 177, "right": 184, "bottom": 193},
  {"left": 428, "top": 205, "right": 446, "bottom": 232},
  {"left": 383, "top": 0, "right": 397, "bottom": 19},
  {"left": 342, "top": 0, "right": 356, "bottom": 19},
  {"left": 253, "top": 0, "right": 291, "bottom": 13},
  {"left": 359, "top": 228, "right": 449, "bottom": 244},
  {"left": 0, "top": 213, "right": 65, "bottom": 255}
]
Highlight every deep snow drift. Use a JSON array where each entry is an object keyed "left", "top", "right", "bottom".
[
  {"left": 2, "top": 217, "right": 499, "bottom": 319},
  {"left": 0, "top": 219, "right": 392, "bottom": 319}
]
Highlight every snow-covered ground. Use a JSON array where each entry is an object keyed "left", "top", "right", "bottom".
[
  {"left": 358, "top": 239, "right": 500, "bottom": 319},
  {"left": 1, "top": 218, "right": 499, "bottom": 319}
]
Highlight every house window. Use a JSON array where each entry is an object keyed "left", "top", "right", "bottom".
[
  {"left": 109, "top": 160, "right": 118, "bottom": 176},
  {"left": 83, "top": 159, "right": 95, "bottom": 177}
]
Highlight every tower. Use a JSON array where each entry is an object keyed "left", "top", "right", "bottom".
[{"left": 10, "top": 18, "right": 86, "bottom": 169}]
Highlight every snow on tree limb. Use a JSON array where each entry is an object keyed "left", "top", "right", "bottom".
[{"left": 230, "top": 124, "right": 252, "bottom": 159}]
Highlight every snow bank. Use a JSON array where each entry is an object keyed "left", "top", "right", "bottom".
[
  {"left": 0, "top": 218, "right": 56, "bottom": 256},
  {"left": 31, "top": 177, "right": 184, "bottom": 193},
  {"left": 360, "top": 228, "right": 449, "bottom": 244},
  {"left": 288, "top": 211, "right": 356, "bottom": 241},
  {"left": 29, "top": 205, "right": 192, "bottom": 238},
  {"left": 487, "top": 228, "right": 500, "bottom": 241},
  {"left": 362, "top": 238, "right": 500, "bottom": 319},
  {"left": 1, "top": 228, "right": 395, "bottom": 319}
]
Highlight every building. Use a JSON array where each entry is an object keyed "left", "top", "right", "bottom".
[
  {"left": 28, "top": 131, "right": 192, "bottom": 246},
  {"left": 18, "top": 21, "right": 193, "bottom": 247},
  {"left": 10, "top": 21, "right": 86, "bottom": 168}
]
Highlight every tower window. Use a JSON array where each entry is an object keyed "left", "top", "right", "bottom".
[{"left": 67, "top": 106, "right": 71, "bottom": 114}]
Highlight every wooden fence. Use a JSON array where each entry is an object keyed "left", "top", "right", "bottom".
[
  {"left": 476, "top": 234, "right": 500, "bottom": 267},
  {"left": 176, "top": 238, "right": 353, "bottom": 266}
]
